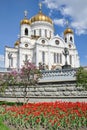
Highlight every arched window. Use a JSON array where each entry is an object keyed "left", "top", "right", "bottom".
[
  {"left": 42, "top": 51, "right": 45, "bottom": 63},
  {"left": 34, "top": 30, "right": 36, "bottom": 36},
  {"left": 54, "top": 53, "right": 56, "bottom": 63},
  {"left": 60, "top": 53, "right": 62, "bottom": 64},
  {"left": 70, "top": 55, "right": 72, "bottom": 64},
  {"left": 50, "top": 31, "right": 51, "bottom": 38},
  {"left": 65, "top": 37, "right": 67, "bottom": 43},
  {"left": 45, "top": 29, "right": 47, "bottom": 37},
  {"left": 57, "top": 53, "right": 59, "bottom": 63},
  {"left": 25, "top": 54, "right": 28, "bottom": 61},
  {"left": 25, "top": 28, "right": 28, "bottom": 35},
  {"left": 70, "top": 36, "right": 73, "bottom": 42},
  {"left": 11, "top": 58, "right": 13, "bottom": 67},
  {"left": 39, "top": 29, "right": 41, "bottom": 36}
]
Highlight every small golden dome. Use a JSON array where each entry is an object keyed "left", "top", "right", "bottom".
[
  {"left": 30, "top": 12, "right": 53, "bottom": 24},
  {"left": 64, "top": 28, "right": 73, "bottom": 35},
  {"left": 20, "top": 18, "right": 31, "bottom": 25},
  {"left": 14, "top": 41, "right": 20, "bottom": 46}
]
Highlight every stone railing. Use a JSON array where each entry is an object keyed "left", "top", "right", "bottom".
[
  {"left": 39, "top": 68, "right": 77, "bottom": 83},
  {"left": 0, "top": 67, "right": 77, "bottom": 83}
]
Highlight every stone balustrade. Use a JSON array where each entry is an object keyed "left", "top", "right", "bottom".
[
  {"left": 39, "top": 68, "right": 77, "bottom": 83},
  {"left": 0, "top": 67, "right": 77, "bottom": 83}
]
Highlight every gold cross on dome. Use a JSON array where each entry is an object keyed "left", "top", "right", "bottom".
[
  {"left": 39, "top": 2, "right": 42, "bottom": 12},
  {"left": 66, "top": 20, "right": 69, "bottom": 28},
  {"left": 24, "top": 10, "right": 28, "bottom": 18}
]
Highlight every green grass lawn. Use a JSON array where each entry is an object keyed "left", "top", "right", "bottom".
[{"left": 0, "top": 117, "right": 10, "bottom": 130}]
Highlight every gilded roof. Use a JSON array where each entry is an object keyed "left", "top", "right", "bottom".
[
  {"left": 30, "top": 12, "right": 53, "bottom": 24},
  {"left": 14, "top": 41, "right": 20, "bottom": 46},
  {"left": 64, "top": 28, "right": 73, "bottom": 35},
  {"left": 20, "top": 18, "right": 31, "bottom": 25}
]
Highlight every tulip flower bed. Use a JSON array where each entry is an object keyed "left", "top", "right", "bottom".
[{"left": 0, "top": 101, "right": 87, "bottom": 130}]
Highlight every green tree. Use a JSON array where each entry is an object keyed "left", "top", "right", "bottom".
[
  {"left": 0, "top": 61, "right": 41, "bottom": 104},
  {"left": 76, "top": 67, "right": 87, "bottom": 90}
]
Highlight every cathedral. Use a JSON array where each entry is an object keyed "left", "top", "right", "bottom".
[{"left": 5, "top": 3, "right": 80, "bottom": 70}]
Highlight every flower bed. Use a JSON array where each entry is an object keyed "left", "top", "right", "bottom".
[{"left": 0, "top": 101, "right": 87, "bottom": 130}]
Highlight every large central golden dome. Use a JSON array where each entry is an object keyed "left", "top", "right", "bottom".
[{"left": 30, "top": 12, "right": 53, "bottom": 24}]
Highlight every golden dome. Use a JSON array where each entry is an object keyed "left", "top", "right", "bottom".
[
  {"left": 14, "top": 41, "right": 20, "bottom": 46},
  {"left": 30, "top": 12, "right": 53, "bottom": 24},
  {"left": 64, "top": 28, "right": 73, "bottom": 35},
  {"left": 20, "top": 18, "right": 31, "bottom": 25}
]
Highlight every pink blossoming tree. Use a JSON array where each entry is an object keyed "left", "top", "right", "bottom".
[{"left": 0, "top": 61, "right": 41, "bottom": 104}]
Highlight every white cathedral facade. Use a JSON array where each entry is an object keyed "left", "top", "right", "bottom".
[{"left": 5, "top": 4, "right": 80, "bottom": 70}]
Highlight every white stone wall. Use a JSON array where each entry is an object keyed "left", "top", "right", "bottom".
[
  {"left": 31, "top": 22, "right": 54, "bottom": 38},
  {"left": 4, "top": 17, "right": 80, "bottom": 69},
  {"left": 20, "top": 24, "right": 31, "bottom": 37},
  {"left": 64, "top": 33, "right": 74, "bottom": 44},
  {"left": 1, "top": 83, "right": 87, "bottom": 102},
  {"left": 18, "top": 47, "right": 33, "bottom": 68}
]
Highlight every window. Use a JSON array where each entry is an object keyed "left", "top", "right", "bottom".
[
  {"left": 39, "top": 29, "right": 41, "bottom": 36},
  {"left": 54, "top": 53, "right": 62, "bottom": 64},
  {"left": 34, "top": 30, "right": 36, "bottom": 36},
  {"left": 45, "top": 29, "right": 47, "bottom": 37},
  {"left": 11, "top": 58, "right": 13, "bottom": 67},
  {"left": 25, "top": 43, "right": 28, "bottom": 47},
  {"left": 60, "top": 53, "right": 62, "bottom": 64},
  {"left": 42, "top": 51, "right": 45, "bottom": 63},
  {"left": 25, "top": 55, "right": 28, "bottom": 61},
  {"left": 69, "top": 44, "right": 71, "bottom": 48},
  {"left": 57, "top": 53, "right": 59, "bottom": 63},
  {"left": 54, "top": 53, "right": 56, "bottom": 63},
  {"left": 70, "top": 36, "right": 73, "bottom": 42},
  {"left": 25, "top": 28, "right": 28, "bottom": 35},
  {"left": 55, "top": 40, "right": 59, "bottom": 45},
  {"left": 65, "top": 37, "right": 67, "bottom": 43},
  {"left": 70, "top": 55, "right": 72, "bottom": 64},
  {"left": 50, "top": 31, "right": 51, "bottom": 38},
  {"left": 42, "top": 40, "right": 45, "bottom": 44}
]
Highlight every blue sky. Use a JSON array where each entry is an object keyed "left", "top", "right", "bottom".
[{"left": 0, "top": 0, "right": 87, "bottom": 67}]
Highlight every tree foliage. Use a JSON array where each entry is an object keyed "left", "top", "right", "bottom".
[
  {"left": 76, "top": 67, "right": 87, "bottom": 90},
  {"left": 0, "top": 61, "right": 41, "bottom": 103}
]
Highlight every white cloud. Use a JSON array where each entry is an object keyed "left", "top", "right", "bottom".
[
  {"left": 43, "top": 0, "right": 87, "bottom": 35},
  {"left": 53, "top": 18, "right": 66, "bottom": 27},
  {"left": 49, "top": 9, "right": 53, "bottom": 17}
]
